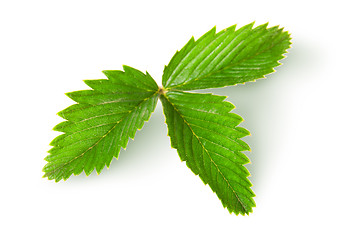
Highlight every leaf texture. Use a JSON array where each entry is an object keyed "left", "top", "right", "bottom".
[
  {"left": 162, "top": 22, "right": 291, "bottom": 90},
  {"left": 160, "top": 91, "right": 255, "bottom": 215},
  {"left": 43, "top": 66, "right": 158, "bottom": 182}
]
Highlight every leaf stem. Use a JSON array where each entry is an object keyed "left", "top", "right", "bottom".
[{"left": 158, "top": 86, "right": 168, "bottom": 95}]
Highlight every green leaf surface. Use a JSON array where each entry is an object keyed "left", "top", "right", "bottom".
[
  {"left": 160, "top": 91, "right": 255, "bottom": 215},
  {"left": 43, "top": 66, "right": 158, "bottom": 182},
  {"left": 162, "top": 22, "right": 291, "bottom": 90}
]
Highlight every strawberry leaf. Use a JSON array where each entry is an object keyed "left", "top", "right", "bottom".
[
  {"left": 162, "top": 23, "right": 291, "bottom": 90},
  {"left": 44, "top": 66, "right": 158, "bottom": 182},
  {"left": 161, "top": 91, "right": 255, "bottom": 215}
]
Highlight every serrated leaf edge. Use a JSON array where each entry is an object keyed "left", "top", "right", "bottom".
[
  {"left": 43, "top": 91, "right": 159, "bottom": 181},
  {"left": 161, "top": 92, "right": 253, "bottom": 215}
]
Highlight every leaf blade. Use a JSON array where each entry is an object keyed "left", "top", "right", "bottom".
[
  {"left": 44, "top": 66, "right": 159, "bottom": 182},
  {"left": 163, "top": 23, "right": 291, "bottom": 90},
  {"left": 160, "top": 91, "right": 255, "bottom": 215}
]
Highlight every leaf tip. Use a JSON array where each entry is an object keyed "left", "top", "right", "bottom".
[
  {"left": 244, "top": 21, "right": 255, "bottom": 30},
  {"left": 122, "top": 64, "right": 133, "bottom": 73},
  {"left": 64, "top": 91, "right": 73, "bottom": 100},
  {"left": 56, "top": 110, "right": 65, "bottom": 119}
]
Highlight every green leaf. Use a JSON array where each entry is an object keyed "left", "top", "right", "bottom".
[
  {"left": 43, "top": 66, "right": 159, "bottom": 182},
  {"left": 160, "top": 91, "right": 255, "bottom": 215},
  {"left": 162, "top": 22, "right": 291, "bottom": 90}
]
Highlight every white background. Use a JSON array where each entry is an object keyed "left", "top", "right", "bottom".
[{"left": 1, "top": 0, "right": 338, "bottom": 239}]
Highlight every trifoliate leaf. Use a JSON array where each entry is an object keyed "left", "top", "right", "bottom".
[
  {"left": 43, "top": 66, "right": 158, "bottom": 182},
  {"left": 162, "top": 22, "right": 291, "bottom": 90},
  {"left": 44, "top": 22, "right": 291, "bottom": 215},
  {"left": 160, "top": 91, "right": 255, "bottom": 215}
]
